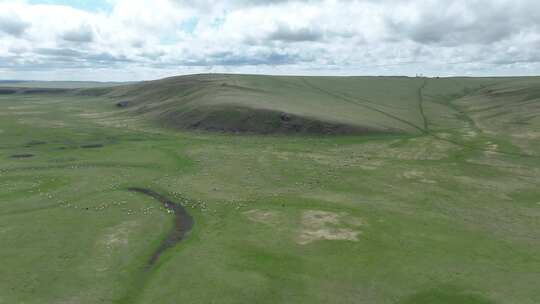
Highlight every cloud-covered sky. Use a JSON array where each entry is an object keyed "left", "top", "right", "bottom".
[{"left": 1, "top": 0, "right": 539, "bottom": 81}]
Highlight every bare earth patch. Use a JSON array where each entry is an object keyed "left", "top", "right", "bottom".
[
  {"left": 102, "top": 221, "right": 137, "bottom": 247},
  {"left": 351, "top": 137, "right": 457, "bottom": 161},
  {"left": 484, "top": 141, "right": 499, "bottom": 156},
  {"left": 512, "top": 131, "right": 540, "bottom": 139},
  {"left": 401, "top": 170, "right": 437, "bottom": 184},
  {"left": 243, "top": 209, "right": 279, "bottom": 224},
  {"left": 94, "top": 221, "right": 138, "bottom": 272},
  {"left": 463, "top": 129, "right": 478, "bottom": 139},
  {"left": 436, "top": 132, "right": 452, "bottom": 139},
  {"left": 17, "top": 118, "right": 66, "bottom": 128},
  {"left": 297, "top": 210, "right": 363, "bottom": 245}
]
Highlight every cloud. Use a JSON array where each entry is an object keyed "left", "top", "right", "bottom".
[
  {"left": 1, "top": 0, "right": 540, "bottom": 81},
  {"left": 386, "top": 0, "right": 540, "bottom": 46},
  {"left": 172, "top": 0, "right": 299, "bottom": 10},
  {"left": 178, "top": 50, "right": 306, "bottom": 66},
  {"left": 266, "top": 25, "right": 323, "bottom": 42},
  {"left": 61, "top": 24, "right": 94, "bottom": 43},
  {"left": 36, "top": 47, "right": 82, "bottom": 57},
  {"left": 0, "top": 15, "right": 29, "bottom": 37}
]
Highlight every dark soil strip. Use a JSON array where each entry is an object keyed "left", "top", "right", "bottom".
[
  {"left": 127, "top": 187, "right": 193, "bottom": 267},
  {"left": 11, "top": 154, "right": 34, "bottom": 159}
]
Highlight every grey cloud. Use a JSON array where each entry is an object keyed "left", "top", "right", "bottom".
[
  {"left": 388, "top": 18, "right": 509, "bottom": 46},
  {"left": 61, "top": 25, "right": 94, "bottom": 43},
  {"left": 175, "top": 0, "right": 292, "bottom": 6},
  {"left": 172, "top": 0, "right": 321, "bottom": 10},
  {"left": 33, "top": 46, "right": 304, "bottom": 70},
  {"left": 165, "top": 50, "right": 309, "bottom": 67},
  {"left": 87, "top": 52, "right": 133, "bottom": 63},
  {"left": 36, "top": 48, "right": 83, "bottom": 57},
  {"left": 34, "top": 48, "right": 133, "bottom": 67},
  {"left": 387, "top": 1, "right": 540, "bottom": 46},
  {"left": 0, "top": 15, "right": 29, "bottom": 37},
  {"left": 139, "top": 50, "right": 166, "bottom": 60},
  {"left": 267, "top": 25, "right": 323, "bottom": 42},
  {"left": 230, "top": 0, "right": 296, "bottom": 5}
]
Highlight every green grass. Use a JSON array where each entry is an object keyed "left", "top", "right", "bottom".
[
  {"left": 94, "top": 74, "right": 510, "bottom": 134},
  {"left": 1, "top": 75, "right": 540, "bottom": 303}
]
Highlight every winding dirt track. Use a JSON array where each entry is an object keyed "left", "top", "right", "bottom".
[
  {"left": 300, "top": 77, "right": 426, "bottom": 133},
  {"left": 127, "top": 187, "right": 193, "bottom": 267},
  {"left": 417, "top": 79, "right": 429, "bottom": 132}
]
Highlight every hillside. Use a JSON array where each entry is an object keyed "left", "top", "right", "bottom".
[
  {"left": 86, "top": 74, "right": 514, "bottom": 135},
  {"left": 2, "top": 75, "right": 540, "bottom": 304}
]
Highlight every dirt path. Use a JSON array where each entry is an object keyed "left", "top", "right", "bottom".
[
  {"left": 300, "top": 77, "right": 426, "bottom": 134},
  {"left": 424, "top": 82, "right": 538, "bottom": 159},
  {"left": 417, "top": 79, "right": 429, "bottom": 132},
  {"left": 127, "top": 187, "right": 193, "bottom": 267}
]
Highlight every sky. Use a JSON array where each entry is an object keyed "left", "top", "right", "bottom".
[{"left": 1, "top": 0, "right": 540, "bottom": 81}]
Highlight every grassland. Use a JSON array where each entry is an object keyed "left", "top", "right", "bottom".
[{"left": 0, "top": 75, "right": 539, "bottom": 304}]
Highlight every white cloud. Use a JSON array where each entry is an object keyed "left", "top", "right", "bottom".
[{"left": 0, "top": 0, "right": 539, "bottom": 81}]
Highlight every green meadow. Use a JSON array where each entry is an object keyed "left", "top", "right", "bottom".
[{"left": 1, "top": 75, "right": 539, "bottom": 303}]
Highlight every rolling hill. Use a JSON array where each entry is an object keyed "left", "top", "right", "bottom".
[
  {"left": 2, "top": 74, "right": 540, "bottom": 304},
  {"left": 83, "top": 74, "right": 515, "bottom": 135}
]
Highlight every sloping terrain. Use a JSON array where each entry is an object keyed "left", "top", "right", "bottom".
[
  {"left": 86, "top": 74, "right": 510, "bottom": 135},
  {"left": 2, "top": 75, "right": 540, "bottom": 304}
]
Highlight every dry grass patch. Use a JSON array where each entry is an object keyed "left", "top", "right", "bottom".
[
  {"left": 297, "top": 210, "right": 363, "bottom": 245},
  {"left": 401, "top": 170, "right": 437, "bottom": 184},
  {"left": 344, "top": 137, "right": 458, "bottom": 161},
  {"left": 17, "top": 118, "right": 66, "bottom": 128},
  {"left": 93, "top": 220, "right": 139, "bottom": 272},
  {"left": 243, "top": 209, "right": 279, "bottom": 224},
  {"left": 463, "top": 129, "right": 478, "bottom": 140}
]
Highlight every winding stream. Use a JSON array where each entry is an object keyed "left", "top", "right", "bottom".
[{"left": 127, "top": 187, "right": 194, "bottom": 267}]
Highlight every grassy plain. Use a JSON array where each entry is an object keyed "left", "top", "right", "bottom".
[{"left": 0, "top": 75, "right": 539, "bottom": 303}]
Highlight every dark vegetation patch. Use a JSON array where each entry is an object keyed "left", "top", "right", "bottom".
[
  {"left": 0, "top": 87, "right": 72, "bottom": 95},
  {"left": 160, "top": 105, "right": 397, "bottom": 136},
  {"left": 76, "top": 87, "right": 115, "bottom": 97},
  {"left": 485, "top": 85, "right": 540, "bottom": 102},
  {"left": 21, "top": 88, "right": 70, "bottom": 94},
  {"left": 400, "top": 286, "right": 495, "bottom": 304},
  {"left": 0, "top": 162, "right": 156, "bottom": 173},
  {"left": 49, "top": 157, "right": 78, "bottom": 163},
  {"left": 116, "top": 101, "right": 129, "bottom": 108},
  {"left": 127, "top": 187, "right": 193, "bottom": 267},
  {"left": 0, "top": 89, "right": 17, "bottom": 95},
  {"left": 11, "top": 154, "right": 34, "bottom": 159},
  {"left": 25, "top": 140, "right": 47, "bottom": 147},
  {"left": 80, "top": 144, "right": 104, "bottom": 149}
]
